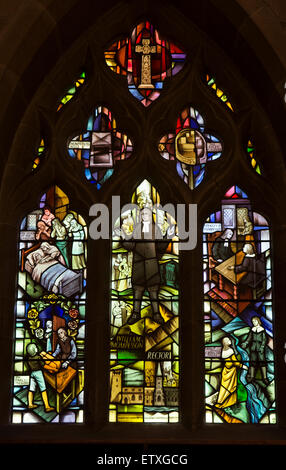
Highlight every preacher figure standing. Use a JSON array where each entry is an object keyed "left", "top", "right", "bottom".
[{"left": 121, "top": 207, "right": 170, "bottom": 325}]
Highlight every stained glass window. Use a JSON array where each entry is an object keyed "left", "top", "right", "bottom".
[
  {"left": 68, "top": 105, "right": 133, "bottom": 187},
  {"left": 9, "top": 8, "right": 280, "bottom": 438},
  {"left": 159, "top": 106, "right": 222, "bottom": 189},
  {"left": 32, "top": 139, "right": 45, "bottom": 171},
  {"left": 12, "top": 186, "right": 87, "bottom": 424},
  {"left": 205, "top": 74, "right": 234, "bottom": 112},
  {"left": 247, "top": 140, "right": 261, "bottom": 175},
  {"left": 109, "top": 180, "right": 180, "bottom": 423},
  {"left": 57, "top": 72, "right": 86, "bottom": 112},
  {"left": 105, "top": 21, "right": 186, "bottom": 106},
  {"left": 203, "top": 185, "right": 275, "bottom": 424}
]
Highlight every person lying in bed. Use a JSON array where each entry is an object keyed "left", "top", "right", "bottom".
[
  {"left": 27, "top": 242, "right": 66, "bottom": 268},
  {"left": 39, "top": 242, "right": 65, "bottom": 265},
  {"left": 25, "top": 242, "right": 66, "bottom": 288},
  {"left": 25, "top": 241, "right": 83, "bottom": 296}
]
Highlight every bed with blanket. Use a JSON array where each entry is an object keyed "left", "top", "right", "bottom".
[{"left": 22, "top": 242, "right": 83, "bottom": 297}]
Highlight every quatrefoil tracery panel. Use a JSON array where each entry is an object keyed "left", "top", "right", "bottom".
[
  {"left": 159, "top": 106, "right": 223, "bottom": 189},
  {"left": 67, "top": 106, "right": 133, "bottom": 188}
]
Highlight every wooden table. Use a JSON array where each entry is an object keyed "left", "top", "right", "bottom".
[
  {"left": 44, "top": 366, "right": 77, "bottom": 413},
  {"left": 211, "top": 250, "right": 265, "bottom": 317},
  {"left": 214, "top": 252, "right": 246, "bottom": 300}
]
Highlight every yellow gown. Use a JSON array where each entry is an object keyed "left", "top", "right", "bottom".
[{"left": 215, "top": 352, "right": 243, "bottom": 409}]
